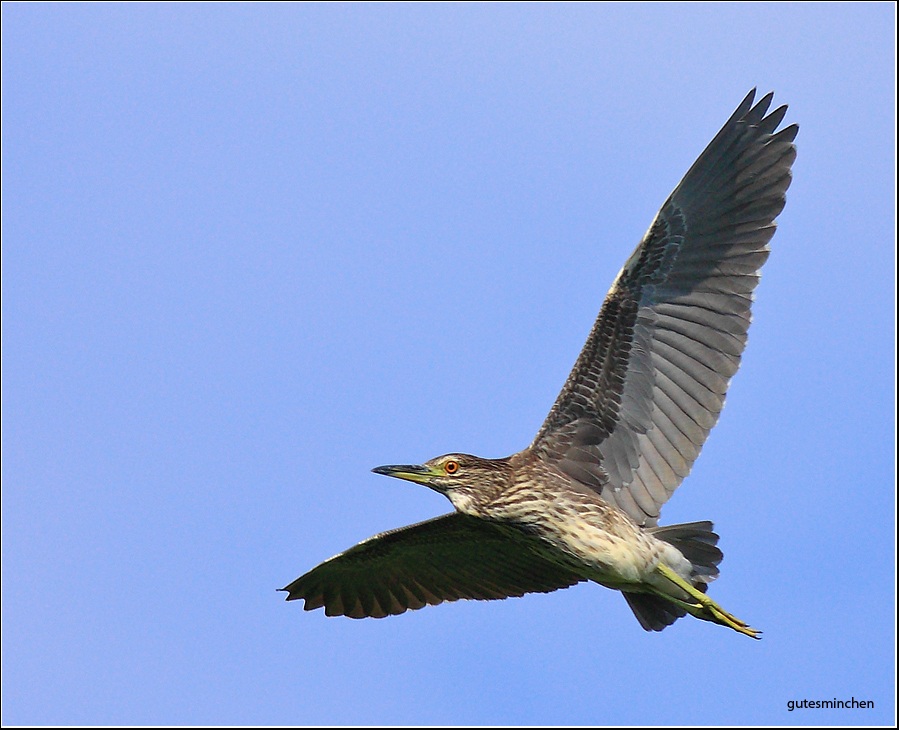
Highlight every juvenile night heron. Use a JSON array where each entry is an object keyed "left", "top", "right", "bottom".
[{"left": 282, "top": 90, "right": 797, "bottom": 637}]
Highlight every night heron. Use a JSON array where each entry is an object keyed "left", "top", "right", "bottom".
[{"left": 282, "top": 90, "right": 797, "bottom": 637}]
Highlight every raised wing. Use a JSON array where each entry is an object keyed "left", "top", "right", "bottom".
[
  {"left": 530, "top": 90, "right": 798, "bottom": 527},
  {"left": 282, "top": 512, "right": 584, "bottom": 617}
]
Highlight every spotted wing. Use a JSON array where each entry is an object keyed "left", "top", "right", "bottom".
[
  {"left": 282, "top": 513, "right": 584, "bottom": 617},
  {"left": 530, "top": 90, "right": 798, "bottom": 526}
]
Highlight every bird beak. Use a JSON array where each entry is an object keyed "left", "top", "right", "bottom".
[{"left": 372, "top": 464, "right": 438, "bottom": 486}]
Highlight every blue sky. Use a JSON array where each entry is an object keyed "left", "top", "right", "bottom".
[{"left": 2, "top": 3, "right": 895, "bottom": 725}]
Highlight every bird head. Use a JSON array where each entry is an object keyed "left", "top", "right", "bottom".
[{"left": 372, "top": 453, "right": 510, "bottom": 515}]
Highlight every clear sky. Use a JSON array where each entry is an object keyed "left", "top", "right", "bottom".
[{"left": 2, "top": 3, "right": 895, "bottom": 726}]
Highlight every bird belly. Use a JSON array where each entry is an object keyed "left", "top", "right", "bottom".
[
  {"left": 488, "top": 489, "right": 690, "bottom": 590},
  {"left": 543, "top": 523, "right": 659, "bottom": 588},
  {"left": 501, "top": 508, "right": 667, "bottom": 589}
]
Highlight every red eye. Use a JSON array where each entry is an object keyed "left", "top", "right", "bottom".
[{"left": 444, "top": 460, "right": 459, "bottom": 475}]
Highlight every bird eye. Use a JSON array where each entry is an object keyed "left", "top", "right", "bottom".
[{"left": 444, "top": 460, "right": 459, "bottom": 475}]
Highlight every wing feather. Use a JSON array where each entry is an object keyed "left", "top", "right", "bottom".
[
  {"left": 530, "top": 89, "right": 797, "bottom": 525},
  {"left": 282, "top": 513, "right": 585, "bottom": 617}
]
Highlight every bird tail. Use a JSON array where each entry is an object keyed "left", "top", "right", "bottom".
[
  {"left": 648, "top": 520, "right": 722, "bottom": 588},
  {"left": 622, "top": 520, "right": 722, "bottom": 632},
  {"left": 622, "top": 591, "right": 688, "bottom": 632},
  {"left": 624, "top": 521, "right": 759, "bottom": 638},
  {"left": 622, "top": 521, "right": 760, "bottom": 639}
]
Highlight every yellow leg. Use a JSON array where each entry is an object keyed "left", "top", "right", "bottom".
[{"left": 655, "top": 563, "right": 762, "bottom": 640}]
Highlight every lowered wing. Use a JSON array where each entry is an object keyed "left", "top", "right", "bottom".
[{"left": 282, "top": 512, "right": 584, "bottom": 617}]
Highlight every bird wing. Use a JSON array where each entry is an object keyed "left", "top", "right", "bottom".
[
  {"left": 282, "top": 512, "right": 584, "bottom": 617},
  {"left": 529, "top": 89, "right": 798, "bottom": 527}
]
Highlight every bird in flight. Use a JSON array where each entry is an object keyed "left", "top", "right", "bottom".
[{"left": 282, "top": 89, "right": 797, "bottom": 637}]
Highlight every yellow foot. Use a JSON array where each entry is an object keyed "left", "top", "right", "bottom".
[{"left": 655, "top": 563, "right": 762, "bottom": 639}]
